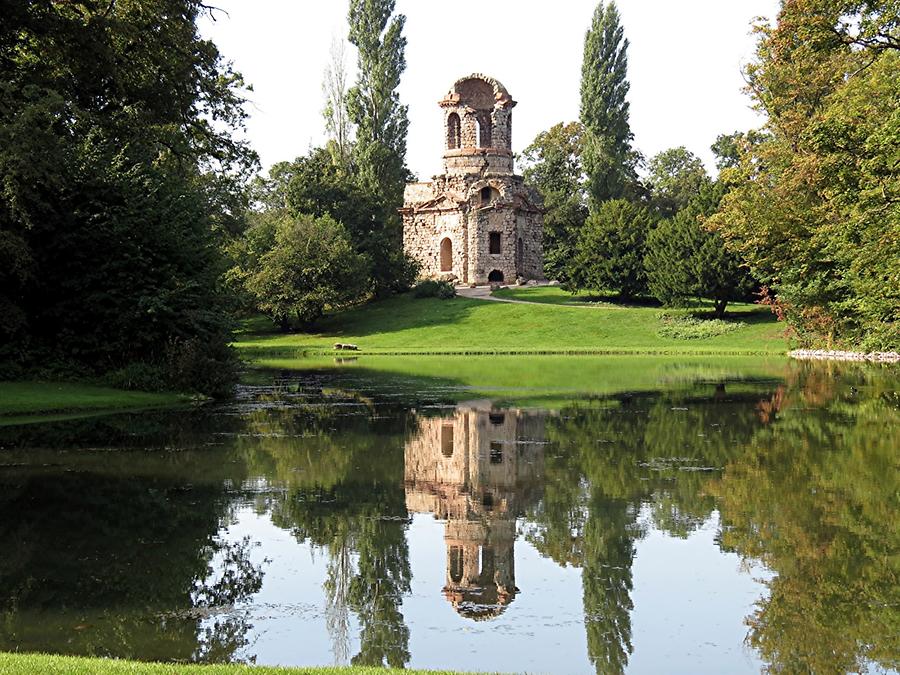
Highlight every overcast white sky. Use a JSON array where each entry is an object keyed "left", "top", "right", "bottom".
[{"left": 200, "top": 1, "right": 780, "bottom": 179}]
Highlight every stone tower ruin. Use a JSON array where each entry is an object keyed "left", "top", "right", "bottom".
[{"left": 401, "top": 74, "right": 544, "bottom": 285}]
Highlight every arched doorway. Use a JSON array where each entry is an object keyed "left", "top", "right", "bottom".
[
  {"left": 440, "top": 237, "right": 452, "bottom": 272},
  {"left": 488, "top": 270, "right": 504, "bottom": 283}
]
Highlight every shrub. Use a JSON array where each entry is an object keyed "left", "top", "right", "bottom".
[
  {"left": 104, "top": 337, "right": 239, "bottom": 399},
  {"left": 104, "top": 362, "right": 168, "bottom": 392},
  {"left": 244, "top": 213, "right": 368, "bottom": 329},
  {"left": 657, "top": 312, "right": 746, "bottom": 340},
  {"left": 412, "top": 279, "right": 456, "bottom": 299}
]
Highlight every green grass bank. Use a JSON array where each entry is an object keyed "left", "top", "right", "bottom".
[
  {"left": 236, "top": 287, "right": 789, "bottom": 360},
  {"left": 0, "top": 653, "right": 488, "bottom": 675},
  {"left": 0, "top": 381, "right": 186, "bottom": 424}
]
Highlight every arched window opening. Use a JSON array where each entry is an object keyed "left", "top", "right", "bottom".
[
  {"left": 489, "top": 232, "right": 501, "bottom": 255},
  {"left": 440, "top": 237, "right": 453, "bottom": 272},
  {"left": 441, "top": 423, "right": 454, "bottom": 457},
  {"left": 447, "top": 113, "right": 461, "bottom": 150},
  {"left": 482, "top": 493, "right": 494, "bottom": 511},
  {"left": 449, "top": 546, "right": 463, "bottom": 583},
  {"left": 473, "top": 118, "right": 481, "bottom": 149},
  {"left": 489, "top": 412, "right": 505, "bottom": 426},
  {"left": 478, "top": 112, "right": 493, "bottom": 148},
  {"left": 488, "top": 269, "right": 504, "bottom": 283},
  {"left": 490, "top": 441, "right": 503, "bottom": 464}
]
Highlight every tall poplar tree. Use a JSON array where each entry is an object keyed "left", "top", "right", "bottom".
[
  {"left": 347, "top": 0, "right": 410, "bottom": 211},
  {"left": 345, "top": 0, "right": 415, "bottom": 295},
  {"left": 580, "top": 1, "right": 636, "bottom": 205}
]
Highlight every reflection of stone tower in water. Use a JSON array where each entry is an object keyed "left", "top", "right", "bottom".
[{"left": 404, "top": 403, "right": 545, "bottom": 619}]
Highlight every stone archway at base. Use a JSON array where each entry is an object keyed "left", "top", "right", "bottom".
[{"left": 488, "top": 270, "right": 504, "bottom": 283}]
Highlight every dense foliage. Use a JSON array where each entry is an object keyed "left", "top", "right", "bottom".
[
  {"left": 347, "top": 0, "right": 410, "bottom": 212},
  {"left": 230, "top": 148, "right": 417, "bottom": 328},
  {"left": 521, "top": 122, "right": 588, "bottom": 281},
  {"left": 645, "top": 182, "right": 756, "bottom": 316},
  {"left": 242, "top": 213, "right": 367, "bottom": 328},
  {"left": 411, "top": 279, "right": 456, "bottom": 300},
  {"left": 709, "top": 0, "right": 900, "bottom": 349},
  {"left": 646, "top": 147, "right": 709, "bottom": 219},
  {"left": 571, "top": 200, "right": 654, "bottom": 300},
  {"left": 0, "top": 0, "right": 255, "bottom": 394}
]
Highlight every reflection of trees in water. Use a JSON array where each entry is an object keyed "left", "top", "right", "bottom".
[
  {"left": 581, "top": 496, "right": 639, "bottom": 675},
  {"left": 713, "top": 364, "right": 900, "bottom": 674},
  {"left": 526, "top": 365, "right": 899, "bottom": 675},
  {"left": 270, "top": 488, "right": 412, "bottom": 668},
  {"left": 191, "top": 537, "right": 267, "bottom": 663},
  {"left": 526, "top": 383, "right": 772, "bottom": 674},
  {"left": 3, "top": 365, "right": 895, "bottom": 672},
  {"left": 0, "top": 464, "right": 265, "bottom": 663},
  {"left": 242, "top": 397, "right": 414, "bottom": 668}
]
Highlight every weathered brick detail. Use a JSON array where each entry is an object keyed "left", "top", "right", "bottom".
[{"left": 402, "top": 74, "right": 544, "bottom": 285}]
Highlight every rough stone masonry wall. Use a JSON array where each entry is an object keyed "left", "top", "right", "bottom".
[
  {"left": 472, "top": 207, "right": 518, "bottom": 283},
  {"left": 403, "top": 210, "right": 468, "bottom": 281}
]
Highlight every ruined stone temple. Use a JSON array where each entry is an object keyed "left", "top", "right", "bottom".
[
  {"left": 404, "top": 402, "right": 546, "bottom": 619},
  {"left": 401, "top": 74, "right": 544, "bottom": 285}
]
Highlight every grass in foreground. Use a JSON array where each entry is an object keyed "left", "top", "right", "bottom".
[
  {"left": 0, "top": 653, "right": 488, "bottom": 675},
  {"left": 0, "top": 381, "right": 186, "bottom": 421},
  {"left": 236, "top": 289, "right": 789, "bottom": 360}
]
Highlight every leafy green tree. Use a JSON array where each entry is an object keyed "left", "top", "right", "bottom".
[
  {"left": 646, "top": 147, "right": 710, "bottom": 219},
  {"left": 710, "top": 130, "right": 767, "bottom": 172},
  {"left": 241, "top": 149, "right": 417, "bottom": 300},
  {"left": 709, "top": 1, "right": 900, "bottom": 349},
  {"left": 521, "top": 122, "right": 589, "bottom": 281},
  {"left": 645, "top": 184, "right": 755, "bottom": 316},
  {"left": 0, "top": 0, "right": 255, "bottom": 393},
  {"left": 245, "top": 214, "right": 367, "bottom": 328},
  {"left": 571, "top": 199, "right": 654, "bottom": 299},
  {"left": 347, "top": 0, "right": 410, "bottom": 211},
  {"left": 580, "top": 1, "right": 638, "bottom": 204}
]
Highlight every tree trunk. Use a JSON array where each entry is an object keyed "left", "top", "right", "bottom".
[{"left": 714, "top": 298, "right": 728, "bottom": 319}]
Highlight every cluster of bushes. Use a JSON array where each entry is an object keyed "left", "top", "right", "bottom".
[{"left": 412, "top": 280, "right": 456, "bottom": 300}]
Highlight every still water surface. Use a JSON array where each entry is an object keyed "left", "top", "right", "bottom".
[{"left": 1, "top": 358, "right": 897, "bottom": 674}]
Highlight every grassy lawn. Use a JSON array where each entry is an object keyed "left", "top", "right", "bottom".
[
  {"left": 235, "top": 290, "right": 789, "bottom": 360},
  {"left": 0, "top": 381, "right": 187, "bottom": 422},
  {"left": 0, "top": 653, "right": 487, "bottom": 675}
]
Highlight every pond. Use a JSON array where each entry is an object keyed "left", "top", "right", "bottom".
[{"left": 1, "top": 357, "right": 897, "bottom": 674}]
